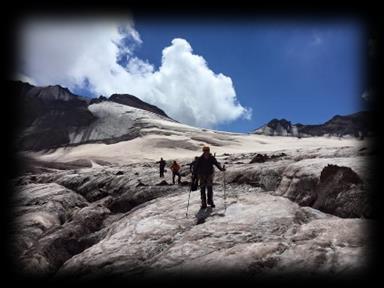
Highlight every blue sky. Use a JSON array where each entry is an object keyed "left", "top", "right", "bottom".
[
  {"left": 131, "top": 19, "right": 367, "bottom": 132},
  {"left": 20, "top": 17, "right": 368, "bottom": 133}
]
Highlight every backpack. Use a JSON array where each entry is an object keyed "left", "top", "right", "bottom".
[{"left": 191, "top": 175, "right": 199, "bottom": 191}]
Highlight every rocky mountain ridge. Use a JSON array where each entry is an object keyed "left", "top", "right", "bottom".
[
  {"left": 254, "top": 112, "right": 372, "bottom": 139},
  {"left": 11, "top": 81, "right": 174, "bottom": 151}
]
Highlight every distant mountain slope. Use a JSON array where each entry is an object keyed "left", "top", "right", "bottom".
[
  {"left": 10, "top": 81, "right": 175, "bottom": 151},
  {"left": 12, "top": 80, "right": 371, "bottom": 153},
  {"left": 11, "top": 81, "right": 96, "bottom": 151},
  {"left": 253, "top": 112, "right": 372, "bottom": 138}
]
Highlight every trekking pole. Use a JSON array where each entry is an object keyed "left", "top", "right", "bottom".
[
  {"left": 186, "top": 182, "right": 192, "bottom": 218},
  {"left": 223, "top": 165, "right": 227, "bottom": 213}
]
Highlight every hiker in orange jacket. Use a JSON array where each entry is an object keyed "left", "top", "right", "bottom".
[{"left": 170, "top": 160, "right": 181, "bottom": 184}]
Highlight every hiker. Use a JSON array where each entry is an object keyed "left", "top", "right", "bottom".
[
  {"left": 195, "top": 146, "right": 225, "bottom": 209},
  {"left": 158, "top": 158, "right": 166, "bottom": 178},
  {"left": 189, "top": 156, "right": 199, "bottom": 191},
  {"left": 170, "top": 160, "right": 181, "bottom": 184},
  {"left": 189, "top": 156, "right": 199, "bottom": 176}
]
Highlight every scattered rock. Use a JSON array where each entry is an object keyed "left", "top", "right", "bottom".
[
  {"left": 250, "top": 153, "right": 287, "bottom": 164},
  {"left": 179, "top": 181, "right": 190, "bottom": 186},
  {"left": 156, "top": 180, "right": 169, "bottom": 186},
  {"left": 85, "top": 188, "right": 109, "bottom": 202},
  {"left": 136, "top": 180, "right": 147, "bottom": 187},
  {"left": 250, "top": 154, "right": 268, "bottom": 163},
  {"left": 270, "top": 152, "right": 287, "bottom": 159}
]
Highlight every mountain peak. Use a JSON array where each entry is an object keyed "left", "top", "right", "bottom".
[
  {"left": 268, "top": 118, "right": 292, "bottom": 127},
  {"left": 108, "top": 93, "right": 170, "bottom": 119},
  {"left": 254, "top": 112, "right": 372, "bottom": 138},
  {"left": 254, "top": 118, "right": 297, "bottom": 136}
]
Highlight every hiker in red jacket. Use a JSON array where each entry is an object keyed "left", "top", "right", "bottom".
[{"left": 170, "top": 160, "right": 181, "bottom": 184}]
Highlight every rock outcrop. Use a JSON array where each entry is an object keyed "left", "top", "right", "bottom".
[
  {"left": 273, "top": 157, "right": 371, "bottom": 218},
  {"left": 312, "top": 164, "right": 369, "bottom": 218}
]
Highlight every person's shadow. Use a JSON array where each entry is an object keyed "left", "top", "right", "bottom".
[{"left": 195, "top": 207, "right": 213, "bottom": 225}]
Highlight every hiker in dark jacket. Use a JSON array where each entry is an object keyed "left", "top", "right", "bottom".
[
  {"left": 189, "top": 156, "right": 199, "bottom": 176},
  {"left": 188, "top": 156, "right": 199, "bottom": 191},
  {"left": 158, "top": 158, "right": 166, "bottom": 178},
  {"left": 195, "top": 146, "right": 225, "bottom": 208}
]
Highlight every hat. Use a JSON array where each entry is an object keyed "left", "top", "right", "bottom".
[{"left": 202, "top": 146, "right": 210, "bottom": 152}]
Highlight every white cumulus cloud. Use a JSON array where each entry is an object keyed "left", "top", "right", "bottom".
[{"left": 17, "top": 18, "right": 251, "bottom": 128}]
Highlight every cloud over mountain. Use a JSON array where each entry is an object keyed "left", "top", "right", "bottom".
[{"left": 17, "top": 18, "right": 251, "bottom": 128}]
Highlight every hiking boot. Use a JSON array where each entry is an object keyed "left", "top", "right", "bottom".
[
  {"left": 207, "top": 199, "right": 215, "bottom": 208},
  {"left": 201, "top": 204, "right": 207, "bottom": 209}
]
